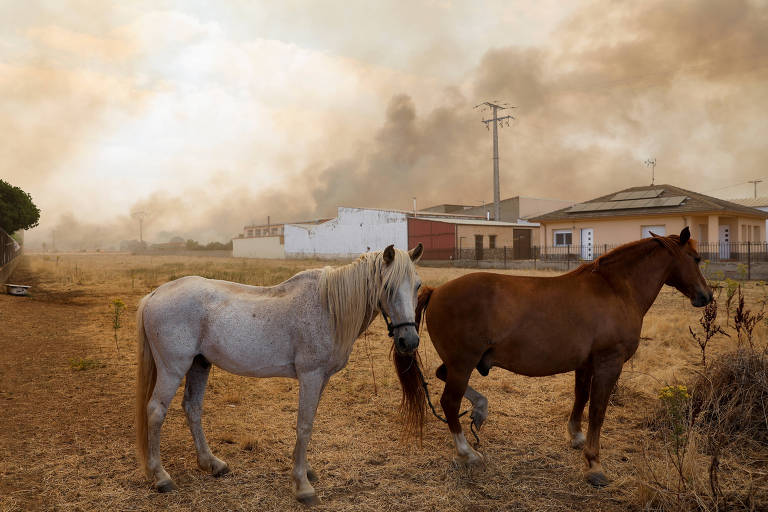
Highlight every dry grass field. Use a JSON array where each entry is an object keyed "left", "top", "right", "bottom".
[{"left": 1, "top": 253, "right": 766, "bottom": 511}]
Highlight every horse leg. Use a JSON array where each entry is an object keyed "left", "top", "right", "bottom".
[
  {"left": 147, "top": 368, "right": 185, "bottom": 492},
  {"left": 440, "top": 365, "right": 482, "bottom": 465},
  {"left": 182, "top": 355, "right": 229, "bottom": 477},
  {"left": 292, "top": 370, "right": 328, "bottom": 505},
  {"left": 436, "top": 363, "right": 489, "bottom": 429},
  {"left": 582, "top": 358, "right": 622, "bottom": 487},
  {"left": 568, "top": 366, "right": 592, "bottom": 449}
]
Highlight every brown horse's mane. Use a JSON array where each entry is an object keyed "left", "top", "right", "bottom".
[{"left": 567, "top": 234, "right": 682, "bottom": 276}]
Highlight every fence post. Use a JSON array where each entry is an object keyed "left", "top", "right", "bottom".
[
  {"left": 748, "top": 241, "right": 751, "bottom": 280},
  {"left": 503, "top": 246, "right": 507, "bottom": 269}
]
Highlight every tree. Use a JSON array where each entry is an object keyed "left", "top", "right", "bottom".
[{"left": 0, "top": 180, "right": 40, "bottom": 234}]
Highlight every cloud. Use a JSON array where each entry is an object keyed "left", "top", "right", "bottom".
[{"left": 11, "top": 0, "right": 768, "bottom": 250}]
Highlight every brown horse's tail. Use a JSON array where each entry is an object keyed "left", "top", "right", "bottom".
[
  {"left": 135, "top": 294, "right": 156, "bottom": 478},
  {"left": 392, "top": 348, "right": 426, "bottom": 442},
  {"left": 415, "top": 285, "right": 434, "bottom": 328},
  {"left": 392, "top": 285, "right": 435, "bottom": 442}
]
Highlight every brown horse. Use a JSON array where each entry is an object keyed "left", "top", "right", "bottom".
[{"left": 394, "top": 227, "right": 712, "bottom": 486}]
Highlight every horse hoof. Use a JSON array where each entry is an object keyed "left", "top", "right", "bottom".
[
  {"left": 307, "top": 468, "right": 319, "bottom": 483},
  {"left": 156, "top": 480, "right": 177, "bottom": 493},
  {"left": 212, "top": 462, "right": 230, "bottom": 478},
  {"left": 586, "top": 471, "right": 610, "bottom": 487},
  {"left": 296, "top": 493, "right": 320, "bottom": 506},
  {"left": 454, "top": 451, "right": 485, "bottom": 467},
  {"left": 570, "top": 433, "right": 586, "bottom": 449}
]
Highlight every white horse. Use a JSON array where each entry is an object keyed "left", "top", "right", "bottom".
[{"left": 135, "top": 244, "right": 423, "bottom": 504}]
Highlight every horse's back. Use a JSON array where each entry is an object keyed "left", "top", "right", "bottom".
[
  {"left": 425, "top": 271, "right": 629, "bottom": 376},
  {"left": 141, "top": 271, "right": 327, "bottom": 378}
]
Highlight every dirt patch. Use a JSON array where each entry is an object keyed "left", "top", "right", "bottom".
[{"left": 0, "top": 254, "right": 763, "bottom": 511}]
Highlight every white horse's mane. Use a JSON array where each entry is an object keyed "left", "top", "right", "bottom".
[{"left": 319, "top": 248, "right": 415, "bottom": 350}]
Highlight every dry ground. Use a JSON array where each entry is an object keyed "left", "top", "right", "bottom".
[{"left": 0, "top": 253, "right": 765, "bottom": 511}]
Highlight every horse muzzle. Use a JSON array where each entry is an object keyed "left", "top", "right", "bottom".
[
  {"left": 394, "top": 329, "right": 420, "bottom": 355},
  {"left": 691, "top": 290, "right": 713, "bottom": 307}
]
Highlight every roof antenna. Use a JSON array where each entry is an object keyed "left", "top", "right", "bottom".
[{"left": 644, "top": 158, "right": 656, "bottom": 186}]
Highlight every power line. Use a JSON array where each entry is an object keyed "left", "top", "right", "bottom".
[
  {"left": 131, "top": 210, "right": 147, "bottom": 244},
  {"left": 703, "top": 176, "right": 768, "bottom": 195},
  {"left": 475, "top": 101, "right": 515, "bottom": 221}
]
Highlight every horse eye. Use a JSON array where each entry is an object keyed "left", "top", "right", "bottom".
[{"left": 694, "top": 256, "right": 701, "bottom": 264}]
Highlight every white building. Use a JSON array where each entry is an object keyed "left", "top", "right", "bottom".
[{"left": 284, "top": 207, "right": 409, "bottom": 258}]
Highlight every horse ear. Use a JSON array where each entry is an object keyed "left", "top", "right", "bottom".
[
  {"left": 679, "top": 226, "right": 691, "bottom": 245},
  {"left": 409, "top": 242, "right": 423, "bottom": 262},
  {"left": 649, "top": 231, "right": 660, "bottom": 238},
  {"left": 383, "top": 244, "right": 395, "bottom": 265}
]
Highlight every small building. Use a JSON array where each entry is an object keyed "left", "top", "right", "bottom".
[
  {"left": 530, "top": 184, "right": 768, "bottom": 260},
  {"left": 233, "top": 220, "right": 326, "bottom": 259},
  {"left": 408, "top": 217, "right": 539, "bottom": 260},
  {"left": 284, "top": 206, "right": 538, "bottom": 260},
  {"left": 422, "top": 196, "right": 574, "bottom": 222},
  {"left": 285, "top": 208, "right": 409, "bottom": 259}
]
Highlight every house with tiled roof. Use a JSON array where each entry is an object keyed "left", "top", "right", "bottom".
[{"left": 529, "top": 184, "right": 768, "bottom": 260}]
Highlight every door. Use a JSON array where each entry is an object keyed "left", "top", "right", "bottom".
[
  {"left": 719, "top": 225, "right": 730, "bottom": 259},
  {"left": 581, "top": 228, "right": 594, "bottom": 260},
  {"left": 513, "top": 229, "right": 532, "bottom": 259},
  {"left": 474, "top": 235, "right": 483, "bottom": 260}
]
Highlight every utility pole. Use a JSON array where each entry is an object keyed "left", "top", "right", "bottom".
[
  {"left": 477, "top": 101, "right": 514, "bottom": 221},
  {"left": 748, "top": 179, "right": 762, "bottom": 198},
  {"left": 644, "top": 158, "right": 656, "bottom": 186},
  {"left": 131, "top": 210, "right": 146, "bottom": 244}
]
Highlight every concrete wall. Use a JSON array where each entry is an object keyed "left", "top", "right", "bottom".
[
  {"left": 232, "top": 236, "right": 285, "bottom": 259},
  {"left": 284, "top": 207, "right": 408, "bottom": 258},
  {"left": 456, "top": 224, "right": 538, "bottom": 248}
]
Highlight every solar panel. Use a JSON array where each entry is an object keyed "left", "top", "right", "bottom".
[
  {"left": 611, "top": 189, "right": 664, "bottom": 201},
  {"left": 566, "top": 196, "right": 687, "bottom": 213}
]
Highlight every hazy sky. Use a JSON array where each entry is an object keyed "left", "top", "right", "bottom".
[{"left": 2, "top": 0, "right": 767, "bottom": 248}]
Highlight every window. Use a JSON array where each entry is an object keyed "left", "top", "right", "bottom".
[
  {"left": 488, "top": 235, "right": 497, "bottom": 249},
  {"left": 641, "top": 225, "right": 666, "bottom": 238},
  {"left": 553, "top": 230, "right": 572, "bottom": 247}
]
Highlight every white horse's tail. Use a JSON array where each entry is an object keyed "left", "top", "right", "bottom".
[{"left": 135, "top": 294, "right": 156, "bottom": 477}]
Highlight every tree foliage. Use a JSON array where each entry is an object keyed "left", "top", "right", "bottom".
[{"left": 0, "top": 180, "right": 40, "bottom": 234}]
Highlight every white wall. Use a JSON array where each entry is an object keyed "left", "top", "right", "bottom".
[
  {"left": 285, "top": 207, "right": 408, "bottom": 258},
  {"left": 232, "top": 236, "right": 285, "bottom": 259}
]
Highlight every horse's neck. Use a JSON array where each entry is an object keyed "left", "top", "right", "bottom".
[
  {"left": 357, "top": 300, "right": 379, "bottom": 338},
  {"left": 609, "top": 246, "right": 671, "bottom": 314}
]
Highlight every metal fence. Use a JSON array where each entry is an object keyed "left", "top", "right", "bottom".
[
  {"left": 454, "top": 244, "right": 622, "bottom": 264},
  {"left": 696, "top": 242, "right": 768, "bottom": 263},
  {"left": 452, "top": 242, "right": 768, "bottom": 275},
  {"left": 1, "top": 229, "right": 22, "bottom": 267}
]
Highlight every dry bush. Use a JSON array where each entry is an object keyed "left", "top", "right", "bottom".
[
  {"left": 688, "top": 298, "right": 728, "bottom": 366},
  {"left": 691, "top": 347, "right": 768, "bottom": 447},
  {"left": 637, "top": 344, "right": 768, "bottom": 511}
]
